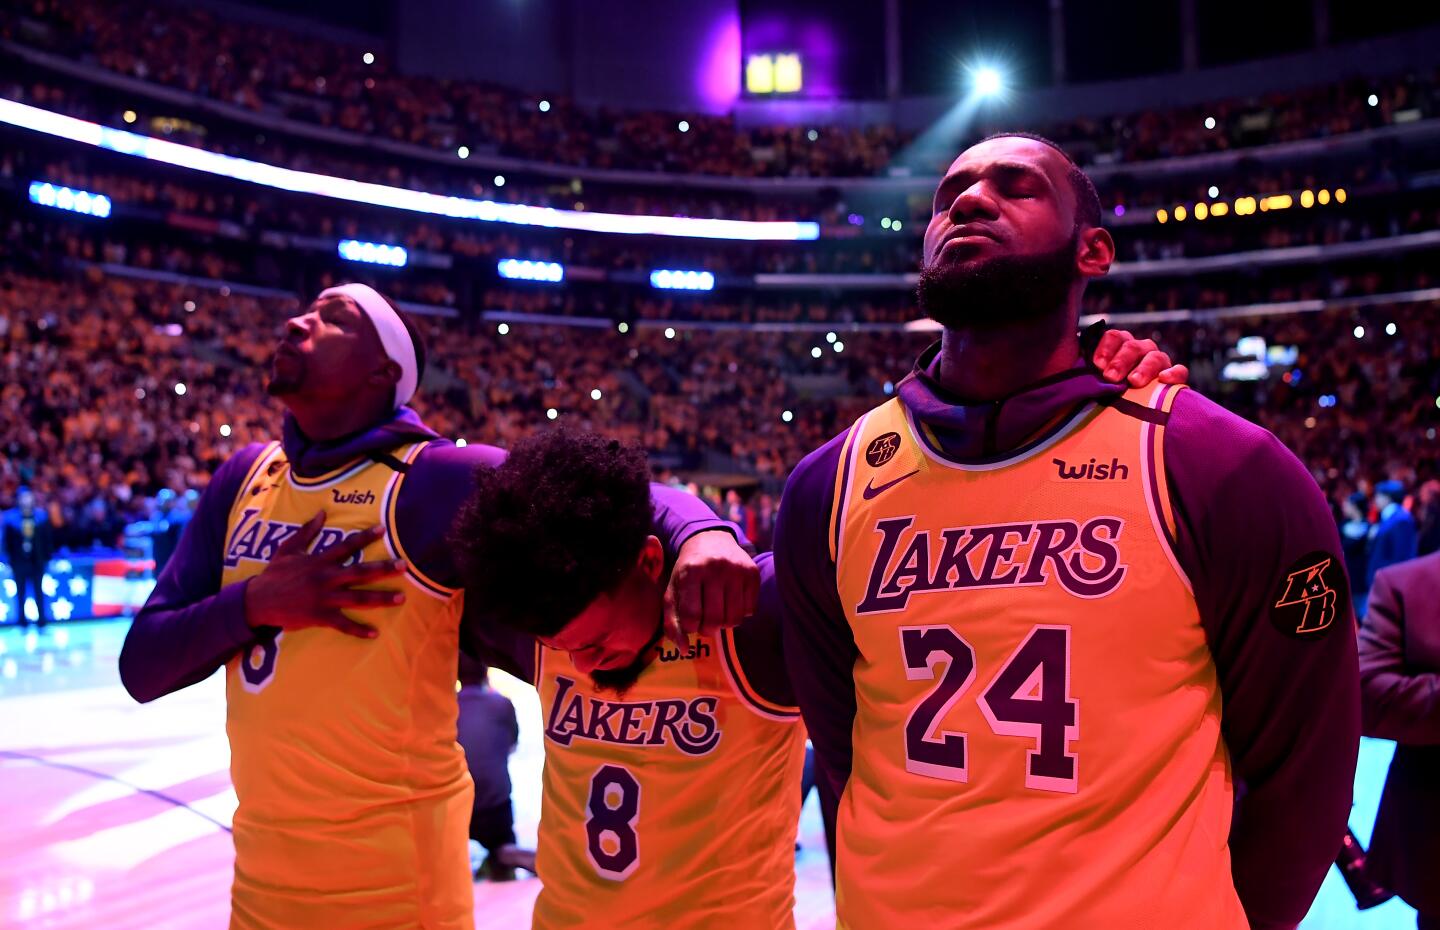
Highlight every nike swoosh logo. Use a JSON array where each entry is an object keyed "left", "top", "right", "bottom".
[{"left": 862, "top": 470, "right": 920, "bottom": 500}]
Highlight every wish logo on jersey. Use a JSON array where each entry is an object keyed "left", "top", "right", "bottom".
[
  {"left": 543, "top": 676, "right": 722, "bottom": 756},
  {"left": 857, "top": 515, "right": 1128, "bottom": 613},
  {"left": 1052, "top": 456, "right": 1131, "bottom": 481},
  {"left": 657, "top": 640, "right": 711, "bottom": 663},
  {"left": 222, "top": 507, "right": 366, "bottom": 568}
]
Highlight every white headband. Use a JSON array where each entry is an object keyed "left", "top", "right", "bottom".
[{"left": 318, "top": 283, "right": 418, "bottom": 410}]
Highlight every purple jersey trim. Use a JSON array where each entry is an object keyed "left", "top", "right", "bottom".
[
  {"left": 721, "top": 553, "right": 800, "bottom": 718},
  {"left": 830, "top": 416, "right": 864, "bottom": 564},
  {"left": 1142, "top": 387, "right": 1182, "bottom": 556}
]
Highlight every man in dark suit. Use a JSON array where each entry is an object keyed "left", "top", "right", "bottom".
[
  {"left": 1359, "top": 551, "right": 1440, "bottom": 928},
  {"left": 3, "top": 487, "right": 55, "bottom": 628},
  {"left": 1367, "top": 480, "right": 1418, "bottom": 590},
  {"left": 456, "top": 654, "right": 534, "bottom": 880}
]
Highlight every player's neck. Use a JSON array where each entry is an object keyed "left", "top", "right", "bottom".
[
  {"left": 285, "top": 397, "right": 389, "bottom": 443},
  {"left": 935, "top": 315, "right": 1080, "bottom": 403}
]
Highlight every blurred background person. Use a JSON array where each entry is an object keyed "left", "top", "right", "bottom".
[
  {"left": 1415, "top": 480, "right": 1440, "bottom": 557},
  {"left": 1359, "top": 547, "right": 1440, "bottom": 928},
  {"left": 1368, "top": 479, "right": 1418, "bottom": 590},
  {"left": 457, "top": 654, "right": 534, "bottom": 882},
  {"left": 3, "top": 486, "right": 55, "bottom": 628},
  {"left": 1342, "top": 490, "right": 1374, "bottom": 619}
]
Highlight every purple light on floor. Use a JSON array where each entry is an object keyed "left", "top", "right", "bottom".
[
  {"left": 848, "top": 213, "right": 863, "bottom": 225},
  {"left": 1114, "top": 204, "right": 1126, "bottom": 217}
]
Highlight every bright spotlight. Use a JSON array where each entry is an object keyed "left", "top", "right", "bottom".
[{"left": 973, "top": 66, "right": 1005, "bottom": 98}]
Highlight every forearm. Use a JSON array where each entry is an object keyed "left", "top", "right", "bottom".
[
  {"left": 1227, "top": 709, "right": 1355, "bottom": 926},
  {"left": 650, "top": 482, "right": 743, "bottom": 550},
  {"left": 119, "top": 580, "right": 256, "bottom": 702}
]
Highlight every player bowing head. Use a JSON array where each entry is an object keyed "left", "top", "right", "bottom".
[
  {"left": 454, "top": 430, "right": 670, "bottom": 696},
  {"left": 452, "top": 430, "right": 806, "bottom": 930}
]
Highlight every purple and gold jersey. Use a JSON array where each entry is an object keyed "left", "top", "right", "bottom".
[
  {"left": 828, "top": 386, "right": 1246, "bottom": 929},
  {"left": 219, "top": 441, "right": 474, "bottom": 930},
  {"left": 532, "top": 626, "right": 805, "bottom": 930}
]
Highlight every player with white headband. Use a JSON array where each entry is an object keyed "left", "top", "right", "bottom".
[{"left": 119, "top": 281, "right": 763, "bottom": 929}]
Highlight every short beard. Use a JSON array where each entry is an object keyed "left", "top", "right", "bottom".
[
  {"left": 588, "top": 625, "right": 663, "bottom": 699},
  {"left": 265, "top": 356, "right": 304, "bottom": 397},
  {"left": 917, "top": 233, "right": 1080, "bottom": 331}
]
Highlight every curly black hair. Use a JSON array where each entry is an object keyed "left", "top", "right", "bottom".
[{"left": 450, "top": 429, "right": 654, "bottom": 637}]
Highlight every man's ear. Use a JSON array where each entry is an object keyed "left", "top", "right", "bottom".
[
  {"left": 637, "top": 535, "right": 665, "bottom": 584},
  {"left": 372, "top": 358, "right": 402, "bottom": 392},
  {"left": 1077, "top": 226, "right": 1115, "bottom": 279}
]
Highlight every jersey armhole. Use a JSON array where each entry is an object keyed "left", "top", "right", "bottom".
[
  {"left": 382, "top": 441, "right": 462, "bottom": 600},
  {"left": 1138, "top": 384, "right": 1195, "bottom": 596},
  {"left": 719, "top": 628, "right": 802, "bottom": 723},
  {"left": 828, "top": 414, "right": 870, "bottom": 565}
]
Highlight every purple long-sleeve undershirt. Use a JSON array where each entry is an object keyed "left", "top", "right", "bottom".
[
  {"left": 120, "top": 409, "right": 738, "bottom": 704},
  {"left": 774, "top": 347, "right": 1359, "bottom": 930}
]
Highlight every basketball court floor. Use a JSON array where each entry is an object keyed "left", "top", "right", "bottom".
[{"left": 0, "top": 621, "right": 1417, "bottom": 929}]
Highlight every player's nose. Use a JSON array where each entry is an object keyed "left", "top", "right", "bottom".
[{"left": 949, "top": 182, "right": 998, "bottom": 225}]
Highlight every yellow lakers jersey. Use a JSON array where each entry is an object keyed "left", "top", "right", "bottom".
[
  {"left": 532, "top": 630, "right": 806, "bottom": 930},
  {"left": 830, "top": 386, "right": 1246, "bottom": 930},
  {"left": 220, "top": 441, "right": 474, "bottom": 930}
]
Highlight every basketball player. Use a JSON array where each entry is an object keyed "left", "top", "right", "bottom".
[
  {"left": 450, "top": 430, "right": 806, "bottom": 929},
  {"left": 774, "top": 134, "right": 1360, "bottom": 929},
  {"left": 118, "top": 283, "right": 757, "bottom": 929}
]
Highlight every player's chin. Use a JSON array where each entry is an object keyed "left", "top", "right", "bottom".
[
  {"left": 266, "top": 355, "right": 307, "bottom": 396},
  {"left": 939, "top": 243, "right": 1003, "bottom": 269},
  {"left": 589, "top": 650, "right": 651, "bottom": 696},
  {"left": 265, "top": 373, "right": 301, "bottom": 397}
]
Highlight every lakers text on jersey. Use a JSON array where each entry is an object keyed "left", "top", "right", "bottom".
[{"left": 532, "top": 631, "right": 805, "bottom": 930}]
